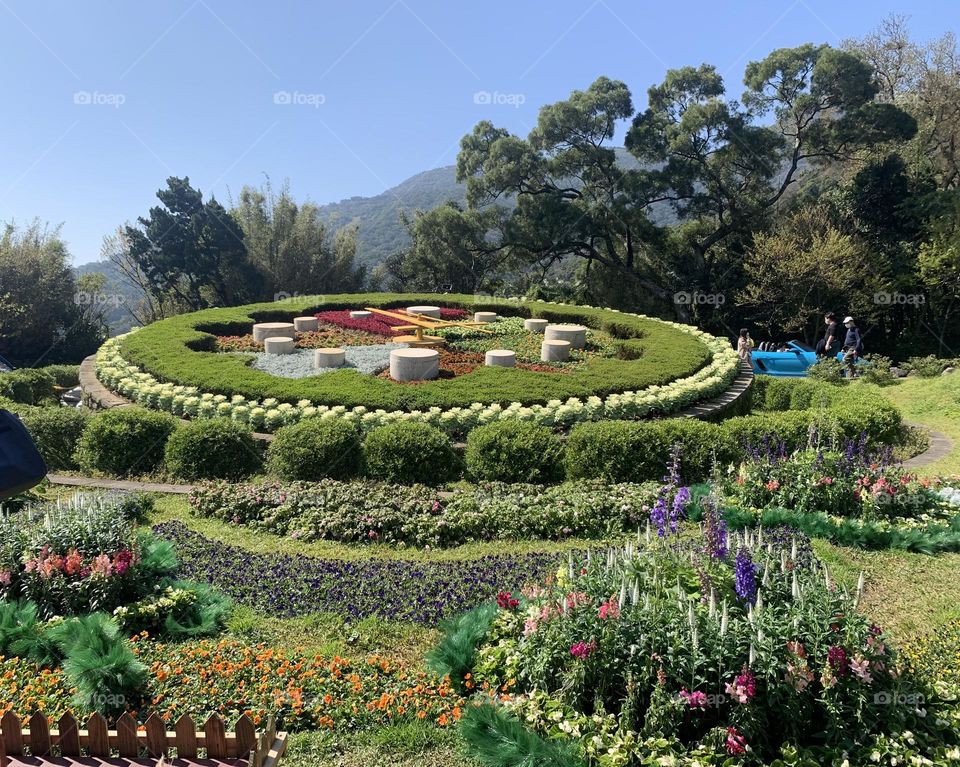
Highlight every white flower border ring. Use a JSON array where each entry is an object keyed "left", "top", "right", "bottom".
[{"left": 94, "top": 307, "right": 741, "bottom": 435}]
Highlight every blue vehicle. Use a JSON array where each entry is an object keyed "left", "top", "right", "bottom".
[{"left": 750, "top": 340, "right": 847, "bottom": 377}]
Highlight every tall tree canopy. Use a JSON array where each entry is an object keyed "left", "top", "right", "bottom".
[
  {"left": 0, "top": 221, "right": 105, "bottom": 364},
  {"left": 123, "top": 177, "right": 255, "bottom": 311},
  {"left": 232, "top": 179, "right": 365, "bottom": 299},
  {"left": 432, "top": 44, "right": 916, "bottom": 318}
]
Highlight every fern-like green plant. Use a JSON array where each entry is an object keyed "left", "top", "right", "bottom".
[
  {"left": 0, "top": 600, "right": 40, "bottom": 656},
  {"left": 137, "top": 534, "right": 178, "bottom": 579},
  {"left": 426, "top": 603, "right": 497, "bottom": 691},
  {"left": 46, "top": 613, "right": 147, "bottom": 715},
  {"left": 162, "top": 580, "right": 233, "bottom": 638},
  {"left": 459, "top": 703, "right": 585, "bottom": 767}
]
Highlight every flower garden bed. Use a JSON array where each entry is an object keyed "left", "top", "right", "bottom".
[
  {"left": 187, "top": 480, "right": 659, "bottom": 548},
  {"left": 153, "top": 521, "right": 565, "bottom": 625},
  {"left": 94, "top": 293, "right": 738, "bottom": 434}
]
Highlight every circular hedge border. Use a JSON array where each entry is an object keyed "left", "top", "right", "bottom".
[{"left": 95, "top": 294, "right": 739, "bottom": 434}]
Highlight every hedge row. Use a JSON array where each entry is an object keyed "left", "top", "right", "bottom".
[
  {"left": 115, "top": 293, "right": 712, "bottom": 411},
  {"left": 41, "top": 375, "right": 904, "bottom": 484},
  {"left": 0, "top": 365, "right": 79, "bottom": 406}
]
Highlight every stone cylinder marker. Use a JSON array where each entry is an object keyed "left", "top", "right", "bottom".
[
  {"left": 252, "top": 322, "right": 295, "bottom": 342},
  {"left": 544, "top": 323, "right": 587, "bottom": 349},
  {"left": 541, "top": 340, "right": 571, "bottom": 362},
  {"left": 264, "top": 336, "right": 295, "bottom": 355},
  {"left": 314, "top": 348, "right": 346, "bottom": 368},
  {"left": 390, "top": 348, "right": 440, "bottom": 381},
  {"left": 484, "top": 349, "right": 516, "bottom": 367}
]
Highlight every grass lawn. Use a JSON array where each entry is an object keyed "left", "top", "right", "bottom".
[{"left": 875, "top": 374, "right": 960, "bottom": 475}]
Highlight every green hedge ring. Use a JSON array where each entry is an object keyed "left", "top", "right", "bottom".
[{"left": 94, "top": 293, "right": 740, "bottom": 435}]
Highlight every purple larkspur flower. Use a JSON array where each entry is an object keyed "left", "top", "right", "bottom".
[{"left": 734, "top": 550, "right": 757, "bottom": 605}]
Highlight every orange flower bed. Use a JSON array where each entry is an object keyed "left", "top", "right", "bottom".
[{"left": 0, "top": 636, "right": 465, "bottom": 732}]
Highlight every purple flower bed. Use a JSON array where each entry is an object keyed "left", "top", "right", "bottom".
[{"left": 153, "top": 521, "right": 563, "bottom": 625}]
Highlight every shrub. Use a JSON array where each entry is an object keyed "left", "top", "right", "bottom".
[
  {"left": 12, "top": 405, "right": 89, "bottom": 470},
  {"left": 565, "top": 420, "right": 727, "bottom": 483},
  {"left": 807, "top": 356, "right": 846, "bottom": 383},
  {"left": 761, "top": 378, "right": 795, "bottom": 411},
  {"left": 905, "top": 354, "right": 948, "bottom": 377},
  {"left": 363, "top": 422, "right": 459, "bottom": 485},
  {"left": 165, "top": 418, "right": 261, "bottom": 480},
  {"left": 75, "top": 408, "right": 176, "bottom": 477},
  {"left": 0, "top": 369, "right": 55, "bottom": 404},
  {"left": 267, "top": 419, "right": 363, "bottom": 481},
  {"left": 188, "top": 479, "right": 658, "bottom": 548},
  {"left": 42, "top": 364, "right": 80, "bottom": 388},
  {"left": 465, "top": 421, "right": 564, "bottom": 483},
  {"left": 860, "top": 354, "right": 896, "bottom": 386}
]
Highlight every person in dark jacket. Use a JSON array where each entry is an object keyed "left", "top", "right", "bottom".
[
  {"left": 817, "top": 312, "right": 841, "bottom": 357},
  {"left": 841, "top": 316, "right": 863, "bottom": 378}
]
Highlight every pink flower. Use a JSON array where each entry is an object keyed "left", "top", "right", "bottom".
[
  {"left": 598, "top": 597, "right": 620, "bottom": 620},
  {"left": 726, "top": 727, "right": 748, "bottom": 755},
  {"left": 819, "top": 476, "right": 834, "bottom": 485},
  {"left": 765, "top": 480, "right": 780, "bottom": 491},
  {"left": 64, "top": 549, "right": 83, "bottom": 576},
  {"left": 569, "top": 640, "right": 596, "bottom": 659},
  {"left": 431, "top": 501, "right": 441, "bottom": 513},
  {"left": 496, "top": 591, "right": 519, "bottom": 610},
  {"left": 522, "top": 618, "right": 538, "bottom": 637},
  {"left": 368, "top": 530, "right": 379, "bottom": 540},
  {"left": 90, "top": 554, "right": 112, "bottom": 578},
  {"left": 112, "top": 549, "right": 133, "bottom": 576},
  {"left": 786, "top": 662, "right": 813, "bottom": 692},
  {"left": 0, "top": 571, "right": 10, "bottom": 586},
  {"left": 849, "top": 655, "right": 873, "bottom": 683},
  {"left": 725, "top": 666, "right": 756, "bottom": 704},
  {"left": 679, "top": 689, "right": 708, "bottom": 709}
]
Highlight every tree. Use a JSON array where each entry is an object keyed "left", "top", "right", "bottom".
[
  {"left": 738, "top": 206, "right": 881, "bottom": 344},
  {"left": 918, "top": 200, "right": 960, "bottom": 355},
  {"left": 625, "top": 45, "right": 916, "bottom": 294},
  {"left": 844, "top": 16, "right": 960, "bottom": 189},
  {"left": 0, "top": 221, "right": 105, "bottom": 365},
  {"left": 232, "top": 178, "right": 365, "bottom": 299},
  {"left": 445, "top": 46, "right": 915, "bottom": 319},
  {"left": 123, "top": 177, "right": 255, "bottom": 311}
]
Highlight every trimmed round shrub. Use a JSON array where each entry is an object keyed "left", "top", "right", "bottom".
[
  {"left": 762, "top": 378, "right": 794, "bottom": 411},
  {"left": 266, "top": 419, "right": 363, "bottom": 481},
  {"left": 565, "top": 419, "right": 727, "bottom": 483},
  {"left": 75, "top": 408, "right": 177, "bottom": 477},
  {"left": 465, "top": 421, "right": 564, "bottom": 483},
  {"left": 363, "top": 422, "right": 459, "bottom": 485},
  {"left": 165, "top": 418, "right": 262, "bottom": 480},
  {"left": 0, "top": 369, "right": 55, "bottom": 405},
  {"left": 41, "top": 364, "right": 80, "bottom": 389},
  {"left": 14, "top": 405, "right": 89, "bottom": 471}
]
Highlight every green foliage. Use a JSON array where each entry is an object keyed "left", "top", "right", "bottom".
[
  {"left": 42, "top": 364, "right": 80, "bottom": 388},
  {"left": 124, "top": 176, "right": 257, "bottom": 311},
  {"left": 762, "top": 378, "right": 795, "bottom": 411},
  {"left": 904, "top": 355, "right": 950, "bottom": 377},
  {"left": 363, "top": 423, "right": 459, "bottom": 485},
  {"left": 465, "top": 421, "right": 564, "bottom": 484},
  {"left": 116, "top": 293, "right": 710, "bottom": 413},
  {"left": 234, "top": 178, "right": 365, "bottom": 298},
  {"left": 113, "top": 582, "right": 232, "bottom": 639},
  {"left": 11, "top": 405, "right": 89, "bottom": 470},
  {"left": 565, "top": 420, "right": 727, "bottom": 483},
  {"left": 164, "top": 418, "right": 262, "bottom": 480},
  {"left": 807, "top": 357, "right": 847, "bottom": 383},
  {"left": 426, "top": 604, "right": 498, "bottom": 692},
  {"left": 46, "top": 613, "right": 147, "bottom": 715},
  {"left": 267, "top": 419, "right": 364, "bottom": 481},
  {"left": 0, "top": 600, "right": 40, "bottom": 657},
  {"left": 459, "top": 704, "right": 585, "bottom": 767},
  {"left": 0, "top": 368, "right": 55, "bottom": 404},
  {"left": 189, "top": 479, "right": 657, "bottom": 548},
  {"left": 0, "top": 221, "right": 106, "bottom": 365},
  {"left": 75, "top": 407, "right": 177, "bottom": 477},
  {"left": 860, "top": 354, "right": 896, "bottom": 386}
]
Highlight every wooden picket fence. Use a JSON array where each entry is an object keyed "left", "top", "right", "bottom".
[{"left": 0, "top": 711, "right": 286, "bottom": 766}]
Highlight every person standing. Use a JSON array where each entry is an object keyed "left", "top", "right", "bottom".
[
  {"left": 817, "top": 312, "right": 841, "bottom": 357},
  {"left": 841, "top": 316, "right": 863, "bottom": 378},
  {"left": 737, "top": 328, "right": 753, "bottom": 366}
]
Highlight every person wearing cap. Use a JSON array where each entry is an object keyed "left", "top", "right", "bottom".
[{"left": 841, "top": 316, "right": 862, "bottom": 378}]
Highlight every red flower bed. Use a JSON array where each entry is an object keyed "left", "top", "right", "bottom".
[{"left": 315, "top": 308, "right": 468, "bottom": 335}]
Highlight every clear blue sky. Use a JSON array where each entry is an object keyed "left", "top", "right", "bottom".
[{"left": 0, "top": 0, "right": 952, "bottom": 264}]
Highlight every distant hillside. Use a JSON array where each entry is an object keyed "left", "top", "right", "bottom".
[
  {"left": 315, "top": 165, "right": 466, "bottom": 267},
  {"left": 316, "top": 148, "right": 676, "bottom": 267},
  {"left": 75, "top": 260, "right": 143, "bottom": 335}
]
